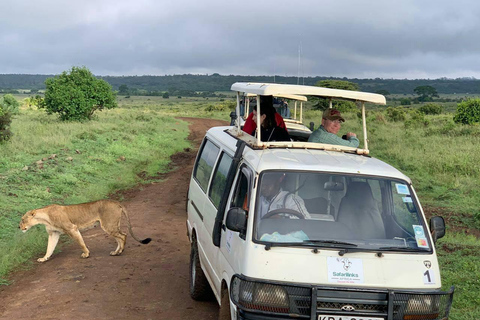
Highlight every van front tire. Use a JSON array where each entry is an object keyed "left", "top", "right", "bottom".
[{"left": 189, "top": 237, "right": 212, "bottom": 300}]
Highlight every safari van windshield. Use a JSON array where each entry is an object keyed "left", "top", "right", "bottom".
[{"left": 254, "top": 171, "right": 432, "bottom": 252}]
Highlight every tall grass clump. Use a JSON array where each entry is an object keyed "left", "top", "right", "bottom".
[
  {"left": 0, "top": 104, "right": 190, "bottom": 283},
  {"left": 419, "top": 103, "right": 443, "bottom": 115}
]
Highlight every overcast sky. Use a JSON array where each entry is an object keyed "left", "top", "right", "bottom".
[{"left": 1, "top": 0, "right": 479, "bottom": 79}]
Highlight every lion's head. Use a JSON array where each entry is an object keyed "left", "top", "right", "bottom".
[{"left": 19, "top": 210, "right": 37, "bottom": 232}]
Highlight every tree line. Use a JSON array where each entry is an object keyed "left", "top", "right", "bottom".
[
  {"left": 1, "top": 73, "right": 480, "bottom": 95},
  {"left": 2, "top": 68, "right": 479, "bottom": 145}
]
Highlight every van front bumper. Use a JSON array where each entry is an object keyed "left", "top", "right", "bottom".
[{"left": 231, "top": 275, "right": 454, "bottom": 320}]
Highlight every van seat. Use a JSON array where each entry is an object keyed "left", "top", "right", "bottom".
[
  {"left": 337, "top": 182, "right": 386, "bottom": 239},
  {"left": 303, "top": 197, "right": 335, "bottom": 216}
]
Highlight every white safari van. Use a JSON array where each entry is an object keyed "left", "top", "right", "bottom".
[{"left": 186, "top": 83, "right": 454, "bottom": 320}]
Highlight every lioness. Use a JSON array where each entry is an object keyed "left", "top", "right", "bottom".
[{"left": 19, "top": 200, "right": 151, "bottom": 262}]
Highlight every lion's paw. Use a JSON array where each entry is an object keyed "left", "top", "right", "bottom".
[
  {"left": 37, "top": 257, "right": 48, "bottom": 262},
  {"left": 81, "top": 252, "right": 90, "bottom": 258}
]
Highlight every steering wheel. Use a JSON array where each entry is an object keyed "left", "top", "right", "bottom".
[{"left": 262, "top": 208, "right": 305, "bottom": 220}]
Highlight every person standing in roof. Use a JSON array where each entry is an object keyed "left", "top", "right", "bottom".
[
  {"left": 242, "top": 95, "right": 287, "bottom": 134},
  {"left": 250, "top": 100, "right": 290, "bottom": 142},
  {"left": 308, "top": 109, "right": 359, "bottom": 148}
]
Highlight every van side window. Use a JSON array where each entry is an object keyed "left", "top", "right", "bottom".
[
  {"left": 209, "top": 152, "right": 233, "bottom": 208},
  {"left": 390, "top": 181, "right": 418, "bottom": 230},
  {"left": 231, "top": 169, "right": 251, "bottom": 212},
  {"left": 194, "top": 139, "right": 220, "bottom": 192}
]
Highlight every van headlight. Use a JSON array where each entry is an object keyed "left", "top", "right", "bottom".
[
  {"left": 231, "top": 276, "right": 290, "bottom": 313},
  {"left": 403, "top": 295, "right": 440, "bottom": 320}
]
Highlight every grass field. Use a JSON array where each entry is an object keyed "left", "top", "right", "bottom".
[
  {"left": 0, "top": 98, "right": 195, "bottom": 283},
  {"left": 304, "top": 105, "right": 480, "bottom": 320},
  {"left": 1, "top": 94, "right": 479, "bottom": 319}
]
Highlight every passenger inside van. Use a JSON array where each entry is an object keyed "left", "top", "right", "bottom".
[
  {"left": 308, "top": 109, "right": 359, "bottom": 147},
  {"left": 250, "top": 102, "right": 290, "bottom": 142},
  {"left": 242, "top": 95, "right": 287, "bottom": 136},
  {"left": 258, "top": 172, "right": 310, "bottom": 220}
]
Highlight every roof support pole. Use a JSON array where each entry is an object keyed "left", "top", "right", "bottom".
[
  {"left": 300, "top": 102, "right": 303, "bottom": 122},
  {"left": 362, "top": 101, "right": 368, "bottom": 151},
  {"left": 236, "top": 92, "right": 241, "bottom": 131},
  {"left": 256, "top": 95, "right": 261, "bottom": 145},
  {"left": 294, "top": 101, "right": 297, "bottom": 120},
  {"left": 245, "top": 96, "right": 249, "bottom": 120}
]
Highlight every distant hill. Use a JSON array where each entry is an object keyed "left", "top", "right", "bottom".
[{"left": 1, "top": 73, "right": 479, "bottom": 94}]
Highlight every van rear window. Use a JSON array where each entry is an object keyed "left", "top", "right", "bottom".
[
  {"left": 209, "top": 152, "right": 233, "bottom": 208},
  {"left": 194, "top": 139, "right": 220, "bottom": 192}
]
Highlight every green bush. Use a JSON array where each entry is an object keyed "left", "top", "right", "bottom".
[
  {"left": 454, "top": 98, "right": 480, "bottom": 124},
  {"left": 419, "top": 103, "right": 443, "bottom": 115},
  {"left": 1, "top": 94, "right": 20, "bottom": 114},
  {"left": 43, "top": 66, "right": 117, "bottom": 121},
  {"left": 0, "top": 112, "right": 12, "bottom": 142},
  {"left": 400, "top": 98, "right": 411, "bottom": 106},
  {"left": 23, "top": 95, "right": 44, "bottom": 109},
  {"left": 385, "top": 107, "right": 406, "bottom": 122},
  {"left": 0, "top": 94, "right": 19, "bottom": 142}
]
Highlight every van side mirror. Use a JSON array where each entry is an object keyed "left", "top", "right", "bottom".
[
  {"left": 226, "top": 207, "right": 247, "bottom": 234},
  {"left": 429, "top": 216, "right": 446, "bottom": 243}
]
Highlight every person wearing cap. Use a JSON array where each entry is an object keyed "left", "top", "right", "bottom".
[{"left": 308, "top": 109, "right": 359, "bottom": 148}]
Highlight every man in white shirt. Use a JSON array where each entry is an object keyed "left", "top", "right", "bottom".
[{"left": 258, "top": 173, "right": 311, "bottom": 220}]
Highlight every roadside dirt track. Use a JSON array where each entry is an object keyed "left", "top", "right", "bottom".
[{"left": 0, "top": 117, "right": 227, "bottom": 320}]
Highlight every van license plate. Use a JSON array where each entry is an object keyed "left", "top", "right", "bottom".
[{"left": 318, "top": 316, "right": 383, "bottom": 320}]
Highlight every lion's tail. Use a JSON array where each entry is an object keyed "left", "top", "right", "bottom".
[{"left": 120, "top": 205, "right": 152, "bottom": 244}]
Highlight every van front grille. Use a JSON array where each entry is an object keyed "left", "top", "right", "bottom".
[{"left": 317, "top": 301, "right": 388, "bottom": 313}]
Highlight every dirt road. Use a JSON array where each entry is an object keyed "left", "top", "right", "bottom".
[{"left": 0, "top": 118, "right": 227, "bottom": 320}]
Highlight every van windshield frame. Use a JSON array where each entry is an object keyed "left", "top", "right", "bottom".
[{"left": 252, "top": 170, "right": 433, "bottom": 253}]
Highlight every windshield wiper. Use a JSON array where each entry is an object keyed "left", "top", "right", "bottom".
[
  {"left": 264, "top": 240, "right": 358, "bottom": 251},
  {"left": 302, "top": 240, "right": 360, "bottom": 256},
  {"left": 302, "top": 240, "right": 358, "bottom": 247},
  {"left": 264, "top": 241, "right": 318, "bottom": 250},
  {"left": 378, "top": 246, "right": 431, "bottom": 252}
]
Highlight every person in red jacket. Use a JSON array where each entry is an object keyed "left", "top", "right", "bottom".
[{"left": 242, "top": 95, "right": 287, "bottom": 134}]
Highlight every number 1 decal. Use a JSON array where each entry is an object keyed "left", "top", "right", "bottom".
[{"left": 423, "top": 269, "right": 435, "bottom": 284}]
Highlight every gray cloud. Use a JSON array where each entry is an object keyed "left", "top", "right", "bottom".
[{"left": 1, "top": 0, "right": 479, "bottom": 79}]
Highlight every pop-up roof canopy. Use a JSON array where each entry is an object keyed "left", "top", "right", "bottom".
[
  {"left": 232, "top": 82, "right": 386, "bottom": 105},
  {"left": 230, "top": 82, "right": 387, "bottom": 155},
  {"left": 246, "top": 92, "right": 308, "bottom": 102}
]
